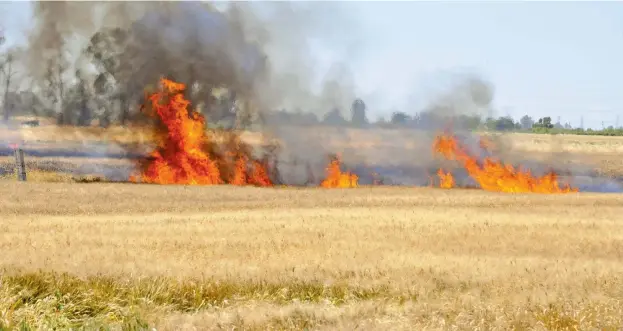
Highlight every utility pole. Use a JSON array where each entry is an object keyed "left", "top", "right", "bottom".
[
  {"left": 14, "top": 147, "right": 26, "bottom": 181},
  {"left": 580, "top": 116, "right": 584, "bottom": 130}
]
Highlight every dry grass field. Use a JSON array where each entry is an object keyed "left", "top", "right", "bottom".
[
  {"left": 1, "top": 126, "right": 623, "bottom": 329},
  {"left": 4, "top": 124, "right": 623, "bottom": 154},
  {"left": 1, "top": 182, "right": 623, "bottom": 330}
]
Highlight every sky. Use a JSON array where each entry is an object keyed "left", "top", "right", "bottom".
[{"left": 1, "top": 1, "right": 623, "bottom": 130}]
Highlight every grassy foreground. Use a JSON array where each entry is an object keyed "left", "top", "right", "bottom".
[{"left": 1, "top": 182, "right": 623, "bottom": 330}]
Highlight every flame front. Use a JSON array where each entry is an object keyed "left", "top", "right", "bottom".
[
  {"left": 320, "top": 156, "right": 359, "bottom": 188},
  {"left": 131, "top": 78, "right": 271, "bottom": 187},
  {"left": 132, "top": 78, "right": 577, "bottom": 193},
  {"left": 434, "top": 134, "right": 578, "bottom": 193}
]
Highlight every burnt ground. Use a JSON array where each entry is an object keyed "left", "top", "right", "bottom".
[{"left": 0, "top": 141, "right": 622, "bottom": 193}]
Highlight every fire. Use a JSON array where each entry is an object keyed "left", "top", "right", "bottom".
[
  {"left": 231, "top": 155, "right": 248, "bottom": 186},
  {"left": 433, "top": 134, "right": 578, "bottom": 193},
  {"left": 320, "top": 156, "right": 359, "bottom": 188},
  {"left": 131, "top": 78, "right": 272, "bottom": 186},
  {"left": 250, "top": 159, "right": 273, "bottom": 187},
  {"left": 437, "top": 169, "right": 455, "bottom": 189}
]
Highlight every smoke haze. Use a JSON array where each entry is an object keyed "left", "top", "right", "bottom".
[
  {"left": 15, "top": 1, "right": 509, "bottom": 184},
  {"left": 3, "top": 1, "right": 616, "bottom": 191}
]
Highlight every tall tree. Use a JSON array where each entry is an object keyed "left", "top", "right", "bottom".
[
  {"left": 68, "top": 69, "right": 93, "bottom": 126},
  {"left": 85, "top": 27, "right": 131, "bottom": 126},
  {"left": 351, "top": 98, "right": 368, "bottom": 127},
  {"left": 0, "top": 50, "right": 17, "bottom": 122},
  {"left": 40, "top": 54, "right": 70, "bottom": 125},
  {"left": 323, "top": 108, "right": 348, "bottom": 126},
  {"left": 519, "top": 115, "right": 534, "bottom": 130},
  {"left": 0, "top": 33, "right": 22, "bottom": 122}
]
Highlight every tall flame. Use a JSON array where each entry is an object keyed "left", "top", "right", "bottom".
[
  {"left": 131, "top": 78, "right": 271, "bottom": 187},
  {"left": 320, "top": 156, "right": 359, "bottom": 188},
  {"left": 434, "top": 134, "right": 578, "bottom": 193},
  {"left": 437, "top": 169, "right": 455, "bottom": 189},
  {"left": 231, "top": 155, "right": 248, "bottom": 186},
  {"left": 250, "top": 159, "right": 273, "bottom": 187}
]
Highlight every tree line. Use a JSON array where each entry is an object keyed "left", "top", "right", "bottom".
[{"left": 265, "top": 104, "right": 623, "bottom": 136}]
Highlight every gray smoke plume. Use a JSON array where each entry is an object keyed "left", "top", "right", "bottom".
[
  {"left": 25, "top": 2, "right": 95, "bottom": 80},
  {"left": 14, "top": 1, "right": 365, "bottom": 181},
  {"left": 12, "top": 1, "right": 617, "bottom": 191},
  {"left": 22, "top": 1, "right": 362, "bottom": 122}
]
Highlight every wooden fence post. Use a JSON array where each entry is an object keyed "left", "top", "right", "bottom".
[{"left": 14, "top": 148, "right": 26, "bottom": 181}]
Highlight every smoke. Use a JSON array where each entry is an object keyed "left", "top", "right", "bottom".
[
  {"left": 13, "top": 1, "right": 617, "bottom": 191},
  {"left": 425, "top": 75, "right": 494, "bottom": 118},
  {"left": 232, "top": 2, "right": 361, "bottom": 116},
  {"left": 315, "top": 72, "right": 499, "bottom": 186},
  {"left": 22, "top": 1, "right": 363, "bottom": 122},
  {"left": 25, "top": 2, "right": 96, "bottom": 80},
  {"left": 121, "top": 2, "right": 363, "bottom": 184},
  {"left": 20, "top": 0, "right": 493, "bottom": 184},
  {"left": 225, "top": 2, "right": 363, "bottom": 184},
  {"left": 13, "top": 1, "right": 364, "bottom": 180}
]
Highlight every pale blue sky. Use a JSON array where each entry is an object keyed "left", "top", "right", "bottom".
[
  {"left": 346, "top": 1, "right": 623, "bottom": 129},
  {"left": 2, "top": 1, "right": 623, "bottom": 129}
]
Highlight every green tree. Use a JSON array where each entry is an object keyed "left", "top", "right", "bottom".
[
  {"left": 534, "top": 117, "right": 554, "bottom": 129},
  {"left": 519, "top": 115, "right": 534, "bottom": 130},
  {"left": 390, "top": 111, "right": 410, "bottom": 126},
  {"left": 351, "top": 98, "right": 368, "bottom": 127},
  {"left": 494, "top": 116, "right": 516, "bottom": 131},
  {"left": 323, "top": 108, "right": 348, "bottom": 126},
  {"left": 484, "top": 117, "right": 497, "bottom": 130}
]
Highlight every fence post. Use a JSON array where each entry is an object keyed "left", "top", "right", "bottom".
[{"left": 14, "top": 148, "right": 26, "bottom": 181}]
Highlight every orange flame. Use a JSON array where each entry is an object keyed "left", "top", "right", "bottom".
[
  {"left": 437, "top": 169, "right": 455, "bottom": 189},
  {"left": 131, "top": 78, "right": 272, "bottom": 187},
  {"left": 320, "top": 156, "right": 359, "bottom": 188},
  {"left": 231, "top": 155, "right": 248, "bottom": 186},
  {"left": 434, "top": 134, "right": 578, "bottom": 193},
  {"left": 250, "top": 159, "right": 272, "bottom": 187}
]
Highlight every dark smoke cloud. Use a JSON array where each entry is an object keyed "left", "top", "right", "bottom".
[
  {"left": 17, "top": 1, "right": 365, "bottom": 181},
  {"left": 23, "top": 1, "right": 362, "bottom": 121},
  {"left": 121, "top": 1, "right": 268, "bottom": 112}
]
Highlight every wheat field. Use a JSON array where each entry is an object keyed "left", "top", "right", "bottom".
[
  {"left": 1, "top": 181, "right": 623, "bottom": 330},
  {"left": 2, "top": 128, "right": 623, "bottom": 329}
]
